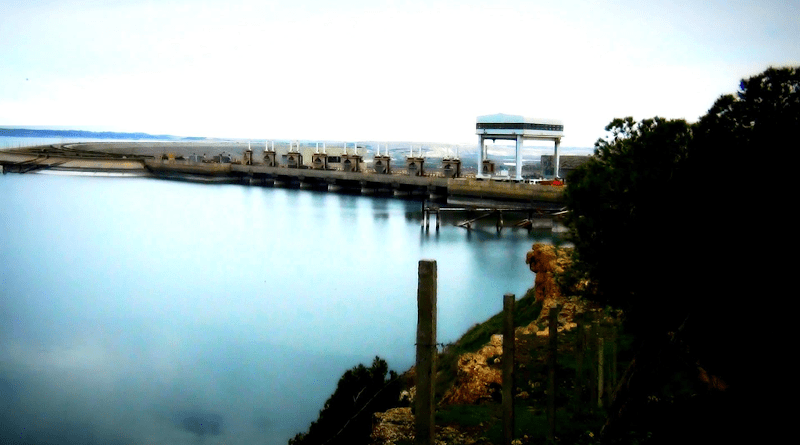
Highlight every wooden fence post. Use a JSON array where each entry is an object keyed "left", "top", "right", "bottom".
[
  {"left": 416, "top": 260, "right": 437, "bottom": 445},
  {"left": 611, "top": 323, "right": 618, "bottom": 391},
  {"left": 503, "top": 293, "right": 515, "bottom": 445},
  {"left": 588, "top": 312, "right": 598, "bottom": 410},
  {"left": 547, "top": 304, "right": 560, "bottom": 445},
  {"left": 574, "top": 310, "right": 585, "bottom": 412},
  {"left": 598, "top": 334, "right": 604, "bottom": 409}
]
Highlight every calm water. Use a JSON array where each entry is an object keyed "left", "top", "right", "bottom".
[{"left": 0, "top": 172, "right": 565, "bottom": 445}]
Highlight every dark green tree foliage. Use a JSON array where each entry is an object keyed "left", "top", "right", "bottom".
[
  {"left": 689, "top": 66, "right": 799, "bottom": 235},
  {"left": 566, "top": 66, "right": 799, "bottom": 338},
  {"left": 683, "top": 65, "right": 799, "bottom": 396},
  {"left": 695, "top": 66, "right": 799, "bottom": 155},
  {"left": 564, "top": 66, "right": 798, "bottom": 443},
  {"left": 289, "top": 356, "right": 401, "bottom": 445},
  {"left": 564, "top": 116, "right": 693, "bottom": 336}
]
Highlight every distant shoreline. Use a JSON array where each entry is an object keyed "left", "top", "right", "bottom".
[{"left": 0, "top": 127, "right": 191, "bottom": 141}]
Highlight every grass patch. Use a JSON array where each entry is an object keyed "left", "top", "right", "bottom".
[
  {"left": 436, "top": 404, "right": 498, "bottom": 428},
  {"left": 453, "top": 286, "right": 543, "bottom": 355},
  {"left": 424, "top": 289, "right": 633, "bottom": 444},
  {"left": 408, "top": 279, "right": 635, "bottom": 444},
  {"left": 435, "top": 287, "right": 543, "bottom": 399}
]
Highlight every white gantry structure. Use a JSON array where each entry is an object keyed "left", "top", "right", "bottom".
[{"left": 476, "top": 113, "right": 564, "bottom": 180}]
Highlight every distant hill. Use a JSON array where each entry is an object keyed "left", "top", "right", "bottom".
[{"left": 0, "top": 127, "right": 203, "bottom": 141}]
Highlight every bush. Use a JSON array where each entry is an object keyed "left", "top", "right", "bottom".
[{"left": 289, "top": 356, "right": 401, "bottom": 445}]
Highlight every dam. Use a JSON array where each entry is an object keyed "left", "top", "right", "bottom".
[{"left": 0, "top": 142, "right": 566, "bottom": 210}]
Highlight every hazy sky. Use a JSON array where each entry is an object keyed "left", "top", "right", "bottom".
[{"left": 1, "top": 0, "right": 798, "bottom": 146}]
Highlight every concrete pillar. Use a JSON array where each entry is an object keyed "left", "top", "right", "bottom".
[
  {"left": 515, "top": 135, "right": 523, "bottom": 181},
  {"left": 478, "top": 135, "right": 485, "bottom": 172},
  {"left": 416, "top": 260, "right": 437, "bottom": 445},
  {"left": 554, "top": 138, "right": 561, "bottom": 179},
  {"left": 503, "top": 293, "right": 515, "bottom": 445}
]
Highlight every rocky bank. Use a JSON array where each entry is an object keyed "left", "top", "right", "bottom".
[{"left": 370, "top": 243, "right": 602, "bottom": 445}]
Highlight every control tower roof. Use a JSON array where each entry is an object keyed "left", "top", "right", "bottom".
[{"left": 476, "top": 113, "right": 564, "bottom": 139}]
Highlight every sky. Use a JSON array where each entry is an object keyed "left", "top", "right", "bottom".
[{"left": 1, "top": 0, "right": 798, "bottom": 147}]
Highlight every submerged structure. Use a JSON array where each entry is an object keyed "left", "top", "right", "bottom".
[{"left": 476, "top": 113, "right": 564, "bottom": 181}]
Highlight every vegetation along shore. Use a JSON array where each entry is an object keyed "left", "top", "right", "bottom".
[{"left": 287, "top": 66, "right": 797, "bottom": 445}]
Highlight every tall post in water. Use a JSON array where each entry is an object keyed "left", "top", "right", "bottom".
[
  {"left": 503, "top": 293, "right": 516, "bottom": 445},
  {"left": 416, "top": 260, "right": 437, "bottom": 445}
]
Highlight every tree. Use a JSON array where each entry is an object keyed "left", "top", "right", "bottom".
[
  {"left": 695, "top": 66, "right": 799, "bottom": 155},
  {"left": 564, "top": 116, "right": 694, "bottom": 336},
  {"left": 682, "top": 64, "right": 799, "bottom": 404},
  {"left": 564, "top": 66, "right": 798, "bottom": 443},
  {"left": 566, "top": 66, "right": 799, "bottom": 337},
  {"left": 289, "top": 356, "right": 401, "bottom": 445}
]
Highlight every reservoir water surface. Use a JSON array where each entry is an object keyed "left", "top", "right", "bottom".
[{"left": 0, "top": 173, "right": 565, "bottom": 445}]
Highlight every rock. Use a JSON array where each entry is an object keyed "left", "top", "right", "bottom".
[
  {"left": 525, "top": 243, "right": 572, "bottom": 302},
  {"left": 371, "top": 407, "right": 415, "bottom": 445},
  {"left": 516, "top": 322, "right": 539, "bottom": 336},
  {"left": 399, "top": 389, "right": 414, "bottom": 405},
  {"left": 370, "top": 407, "right": 485, "bottom": 445},
  {"left": 439, "top": 336, "right": 505, "bottom": 405}
]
